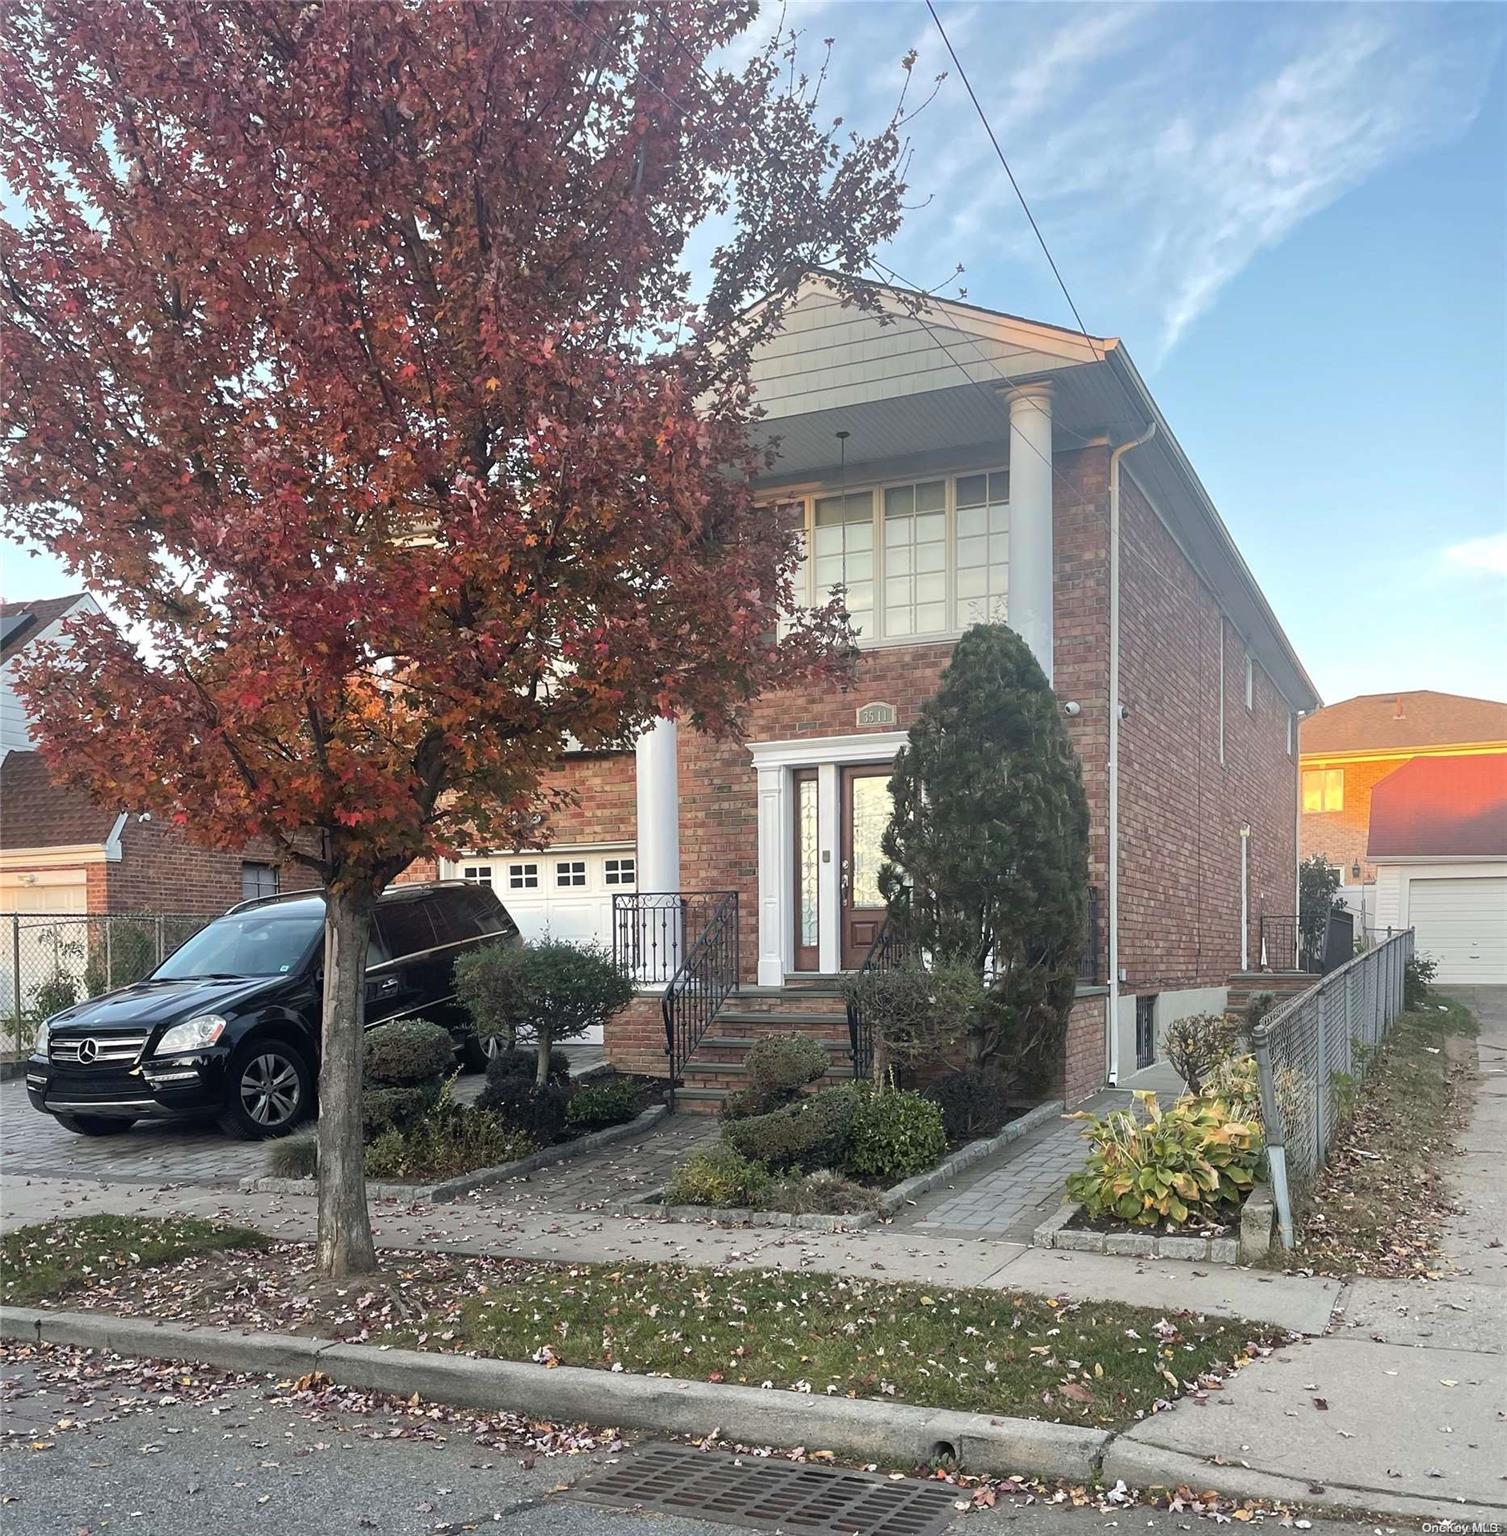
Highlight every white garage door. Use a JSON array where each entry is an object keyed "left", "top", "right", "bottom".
[
  {"left": 1, "top": 872, "right": 89, "bottom": 1015},
  {"left": 1408, "top": 876, "right": 1507, "bottom": 984},
  {"left": 449, "top": 850, "right": 637, "bottom": 1043}
]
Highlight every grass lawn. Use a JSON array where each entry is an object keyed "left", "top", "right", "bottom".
[
  {"left": 426, "top": 1263, "right": 1276, "bottom": 1431},
  {"left": 1288, "top": 993, "right": 1477, "bottom": 1277},
  {"left": 1, "top": 1215, "right": 268, "bottom": 1306}
]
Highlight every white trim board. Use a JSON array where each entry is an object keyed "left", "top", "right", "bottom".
[{"left": 749, "top": 731, "right": 908, "bottom": 984}]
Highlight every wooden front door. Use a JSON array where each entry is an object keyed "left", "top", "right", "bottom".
[{"left": 840, "top": 765, "right": 892, "bottom": 968}]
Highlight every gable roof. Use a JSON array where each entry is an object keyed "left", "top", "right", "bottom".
[
  {"left": 745, "top": 275, "right": 1320, "bottom": 716},
  {"left": 1367, "top": 753, "right": 1507, "bottom": 860},
  {"left": 0, "top": 593, "right": 93, "bottom": 664},
  {"left": 1302, "top": 691, "right": 1507, "bottom": 756},
  {"left": 0, "top": 750, "right": 121, "bottom": 850}
]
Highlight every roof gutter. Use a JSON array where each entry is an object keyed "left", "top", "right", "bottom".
[{"left": 1107, "top": 418, "right": 1157, "bottom": 1087}]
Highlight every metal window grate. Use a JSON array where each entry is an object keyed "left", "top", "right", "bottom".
[{"left": 564, "top": 1442, "right": 960, "bottom": 1536}]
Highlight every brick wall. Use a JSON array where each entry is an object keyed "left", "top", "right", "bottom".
[
  {"left": 1117, "top": 469, "right": 1298, "bottom": 993},
  {"left": 1297, "top": 755, "right": 1410, "bottom": 884},
  {"left": 1055, "top": 990, "right": 1108, "bottom": 1105},
  {"left": 101, "top": 818, "right": 292, "bottom": 915}
]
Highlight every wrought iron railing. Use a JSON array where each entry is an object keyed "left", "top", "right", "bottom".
[
  {"left": 611, "top": 891, "right": 739, "bottom": 1103},
  {"left": 1259, "top": 908, "right": 1355, "bottom": 976},
  {"left": 1078, "top": 885, "right": 1102, "bottom": 984},
  {"left": 845, "top": 916, "right": 916, "bottom": 1083}
]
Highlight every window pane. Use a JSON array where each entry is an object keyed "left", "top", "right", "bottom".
[
  {"left": 1324, "top": 770, "right": 1344, "bottom": 811},
  {"left": 797, "top": 778, "right": 818, "bottom": 948},
  {"left": 1302, "top": 771, "right": 1323, "bottom": 813},
  {"left": 240, "top": 862, "right": 278, "bottom": 901},
  {"left": 811, "top": 492, "right": 874, "bottom": 637},
  {"left": 883, "top": 481, "right": 946, "bottom": 638},
  {"left": 555, "top": 859, "right": 587, "bottom": 888},
  {"left": 955, "top": 469, "right": 1009, "bottom": 627},
  {"left": 375, "top": 899, "right": 438, "bottom": 959}
]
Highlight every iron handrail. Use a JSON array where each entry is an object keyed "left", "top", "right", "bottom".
[{"left": 660, "top": 891, "right": 739, "bottom": 1105}]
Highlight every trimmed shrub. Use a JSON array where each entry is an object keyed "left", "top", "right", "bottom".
[
  {"left": 923, "top": 1069, "right": 1010, "bottom": 1142},
  {"left": 722, "top": 1033, "right": 830, "bottom": 1121},
  {"left": 843, "top": 960, "right": 981, "bottom": 1084},
  {"left": 265, "top": 1131, "right": 317, "bottom": 1179},
  {"left": 486, "top": 1046, "right": 572, "bottom": 1086},
  {"left": 565, "top": 1079, "right": 641, "bottom": 1130},
  {"left": 1066, "top": 1085, "right": 1263, "bottom": 1229},
  {"left": 477, "top": 1074, "right": 571, "bottom": 1143},
  {"left": 723, "top": 1084, "right": 861, "bottom": 1172},
  {"left": 454, "top": 940, "right": 528, "bottom": 1055},
  {"left": 665, "top": 1145, "right": 772, "bottom": 1208},
  {"left": 364, "top": 1102, "right": 535, "bottom": 1182},
  {"left": 844, "top": 1089, "right": 947, "bottom": 1183},
  {"left": 1163, "top": 1012, "right": 1240, "bottom": 1095},
  {"left": 362, "top": 1082, "right": 441, "bottom": 1139},
  {"left": 364, "top": 1018, "right": 456, "bottom": 1087}
]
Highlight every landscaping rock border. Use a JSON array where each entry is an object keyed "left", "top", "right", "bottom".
[
  {"left": 619, "top": 1098, "right": 1066, "bottom": 1229},
  {"left": 0, "top": 1305, "right": 1107, "bottom": 1482},
  {"left": 242, "top": 1103, "right": 668, "bottom": 1204},
  {"left": 1033, "top": 1201, "right": 1239, "bottom": 1264}
]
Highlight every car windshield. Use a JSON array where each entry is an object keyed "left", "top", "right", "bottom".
[{"left": 152, "top": 909, "right": 324, "bottom": 980}]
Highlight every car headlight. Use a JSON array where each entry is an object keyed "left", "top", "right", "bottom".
[
  {"left": 155, "top": 1015, "right": 228, "bottom": 1055},
  {"left": 32, "top": 1020, "right": 48, "bottom": 1056}
]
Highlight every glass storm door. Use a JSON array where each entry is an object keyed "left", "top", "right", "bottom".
[{"left": 841, "top": 766, "right": 892, "bottom": 968}]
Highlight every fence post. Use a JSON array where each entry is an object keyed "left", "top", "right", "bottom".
[
  {"left": 155, "top": 913, "right": 165, "bottom": 965},
  {"left": 1313, "top": 993, "right": 1328, "bottom": 1168},
  {"left": 8, "top": 915, "right": 21, "bottom": 1033},
  {"left": 1253, "top": 1023, "right": 1295, "bottom": 1249}
]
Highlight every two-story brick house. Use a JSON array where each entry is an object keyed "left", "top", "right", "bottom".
[{"left": 412, "top": 278, "right": 1319, "bottom": 1103}]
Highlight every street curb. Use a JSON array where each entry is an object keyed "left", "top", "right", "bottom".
[
  {"left": 620, "top": 1099, "right": 1068, "bottom": 1229},
  {"left": 241, "top": 1103, "right": 669, "bottom": 1204},
  {"left": 1102, "top": 1435, "right": 1507, "bottom": 1525},
  {"left": 1, "top": 1305, "right": 1105, "bottom": 1482}
]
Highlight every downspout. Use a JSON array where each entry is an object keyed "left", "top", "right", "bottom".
[{"left": 1106, "top": 419, "right": 1156, "bottom": 1086}]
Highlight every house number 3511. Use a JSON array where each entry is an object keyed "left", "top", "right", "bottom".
[{"left": 856, "top": 702, "right": 898, "bottom": 728}]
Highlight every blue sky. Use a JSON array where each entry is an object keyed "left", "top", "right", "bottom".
[{"left": 4, "top": 0, "right": 1503, "bottom": 707}]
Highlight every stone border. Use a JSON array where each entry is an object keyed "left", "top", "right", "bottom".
[
  {"left": 619, "top": 1098, "right": 1067, "bottom": 1229},
  {"left": 243, "top": 1103, "right": 669, "bottom": 1205},
  {"left": 1034, "top": 1198, "right": 1259, "bottom": 1265},
  {"left": 0, "top": 1305, "right": 1106, "bottom": 1482}
]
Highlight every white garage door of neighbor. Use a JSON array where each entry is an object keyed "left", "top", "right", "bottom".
[
  {"left": 1408, "top": 876, "right": 1507, "bottom": 985},
  {"left": 451, "top": 850, "right": 637, "bottom": 1044},
  {"left": 1, "top": 873, "right": 89, "bottom": 1015}
]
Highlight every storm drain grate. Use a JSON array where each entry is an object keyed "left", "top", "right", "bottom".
[{"left": 563, "top": 1441, "right": 960, "bottom": 1536}]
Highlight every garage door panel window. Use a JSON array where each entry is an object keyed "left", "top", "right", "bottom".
[
  {"left": 556, "top": 860, "right": 587, "bottom": 888},
  {"left": 604, "top": 857, "right": 635, "bottom": 887},
  {"left": 508, "top": 862, "right": 539, "bottom": 890}
]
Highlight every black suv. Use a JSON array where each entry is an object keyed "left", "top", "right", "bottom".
[{"left": 25, "top": 881, "right": 518, "bottom": 1140}]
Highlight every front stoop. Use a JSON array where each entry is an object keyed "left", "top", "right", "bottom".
[{"left": 676, "top": 984, "right": 854, "bottom": 1114}]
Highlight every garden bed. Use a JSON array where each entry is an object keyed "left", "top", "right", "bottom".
[
  {"left": 0, "top": 1216, "right": 1283, "bottom": 1432},
  {"left": 625, "top": 1099, "right": 1065, "bottom": 1228},
  {"left": 1034, "top": 1183, "right": 1274, "bottom": 1265},
  {"left": 245, "top": 1103, "right": 668, "bottom": 1204}
]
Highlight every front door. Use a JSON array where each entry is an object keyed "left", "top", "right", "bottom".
[{"left": 840, "top": 766, "right": 893, "bottom": 968}]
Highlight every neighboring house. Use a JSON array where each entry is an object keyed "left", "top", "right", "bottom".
[
  {"left": 412, "top": 277, "right": 1320, "bottom": 1103},
  {"left": 1298, "top": 690, "right": 1507, "bottom": 906},
  {"left": 1368, "top": 753, "right": 1507, "bottom": 984},
  {"left": 1, "top": 595, "right": 286, "bottom": 1013}
]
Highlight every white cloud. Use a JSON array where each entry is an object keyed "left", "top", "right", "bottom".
[{"left": 1442, "top": 530, "right": 1507, "bottom": 578}]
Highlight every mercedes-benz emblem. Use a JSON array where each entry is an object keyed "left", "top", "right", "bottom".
[{"left": 77, "top": 1038, "right": 99, "bottom": 1063}]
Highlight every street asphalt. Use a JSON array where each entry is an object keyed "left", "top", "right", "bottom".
[{"left": 0, "top": 1360, "right": 1375, "bottom": 1536}]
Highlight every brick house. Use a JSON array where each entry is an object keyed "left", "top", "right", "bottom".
[
  {"left": 1, "top": 596, "right": 285, "bottom": 1000},
  {"left": 411, "top": 277, "right": 1320, "bottom": 1103},
  {"left": 1299, "top": 690, "right": 1507, "bottom": 887}
]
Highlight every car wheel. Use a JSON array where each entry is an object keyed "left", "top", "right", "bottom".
[
  {"left": 217, "top": 1039, "right": 313, "bottom": 1140},
  {"left": 54, "top": 1113, "right": 137, "bottom": 1137},
  {"left": 462, "top": 1032, "right": 504, "bottom": 1073}
]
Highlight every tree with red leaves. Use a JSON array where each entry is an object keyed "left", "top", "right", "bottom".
[{"left": 1, "top": 1, "right": 917, "bottom": 1275}]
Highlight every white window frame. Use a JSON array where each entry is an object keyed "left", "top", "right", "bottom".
[
  {"left": 1244, "top": 651, "right": 1255, "bottom": 712},
  {"left": 603, "top": 856, "right": 636, "bottom": 888},
  {"left": 779, "top": 468, "right": 1009, "bottom": 648},
  {"left": 1302, "top": 767, "right": 1344, "bottom": 814},
  {"left": 506, "top": 861, "right": 539, "bottom": 890},
  {"left": 554, "top": 858, "right": 587, "bottom": 888}
]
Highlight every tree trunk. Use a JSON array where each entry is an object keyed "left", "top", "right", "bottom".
[
  {"left": 535, "top": 1022, "right": 554, "bottom": 1087},
  {"left": 316, "top": 882, "right": 379, "bottom": 1279}
]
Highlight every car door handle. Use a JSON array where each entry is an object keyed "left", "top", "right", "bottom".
[{"left": 376, "top": 976, "right": 401, "bottom": 994}]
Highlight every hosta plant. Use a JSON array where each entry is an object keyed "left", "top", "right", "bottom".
[{"left": 1066, "top": 1084, "right": 1264, "bottom": 1228}]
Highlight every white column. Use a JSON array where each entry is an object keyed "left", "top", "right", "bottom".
[
  {"left": 1005, "top": 381, "right": 1055, "bottom": 681},
  {"left": 634, "top": 717, "right": 681, "bottom": 892},
  {"left": 755, "top": 764, "right": 790, "bottom": 986}
]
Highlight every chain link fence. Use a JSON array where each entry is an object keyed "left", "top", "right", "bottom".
[
  {"left": 1251, "top": 925, "right": 1414, "bottom": 1247},
  {"left": 1, "top": 911, "right": 213, "bottom": 1053}
]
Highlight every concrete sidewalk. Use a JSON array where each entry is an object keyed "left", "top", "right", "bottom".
[{"left": 1107, "top": 985, "right": 1507, "bottom": 1521}]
